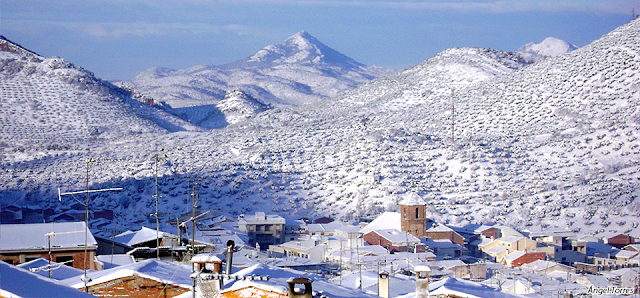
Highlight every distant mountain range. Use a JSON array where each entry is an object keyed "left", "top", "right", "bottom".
[
  {"left": 6, "top": 18, "right": 639, "bottom": 240},
  {"left": 116, "top": 31, "right": 395, "bottom": 128}
]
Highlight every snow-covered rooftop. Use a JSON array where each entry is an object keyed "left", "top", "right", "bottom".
[
  {"left": 370, "top": 229, "right": 421, "bottom": 244},
  {"left": 0, "top": 221, "right": 96, "bottom": 252},
  {"left": 497, "top": 235, "right": 525, "bottom": 244},
  {"left": 359, "top": 212, "right": 401, "bottom": 235},
  {"left": 399, "top": 192, "right": 426, "bottom": 206},
  {"left": 113, "top": 226, "right": 168, "bottom": 247},
  {"left": 238, "top": 212, "right": 285, "bottom": 225},
  {"left": 426, "top": 223, "right": 455, "bottom": 232},
  {"left": 61, "top": 258, "right": 192, "bottom": 289},
  {"left": 397, "top": 277, "right": 526, "bottom": 298},
  {"left": 17, "top": 257, "right": 84, "bottom": 280},
  {"left": 503, "top": 250, "right": 526, "bottom": 262},
  {"left": 0, "top": 261, "right": 95, "bottom": 298},
  {"left": 95, "top": 254, "right": 136, "bottom": 269},
  {"left": 219, "top": 263, "right": 378, "bottom": 297}
]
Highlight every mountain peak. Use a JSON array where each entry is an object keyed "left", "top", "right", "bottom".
[
  {"left": 232, "top": 30, "right": 364, "bottom": 70},
  {"left": 516, "top": 37, "right": 578, "bottom": 63}
]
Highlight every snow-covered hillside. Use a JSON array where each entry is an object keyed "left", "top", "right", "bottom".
[
  {"left": 119, "top": 31, "right": 394, "bottom": 119},
  {"left": 0, "top": 36, "right": 201, "bottom": 148},
  {"left": 2, "top": 19, "right": 640, "bottom": 239}
]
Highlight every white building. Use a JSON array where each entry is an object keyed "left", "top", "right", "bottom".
[{"left": 237, "top": 212, "right": 286, "bottom": 248}]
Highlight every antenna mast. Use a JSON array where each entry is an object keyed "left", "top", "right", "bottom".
[
  {"left": 152, "top": 149, "right": 167, "bottom": 260},
  {"left": 59, "top": 158, "right": 123, "bottom": 292}
]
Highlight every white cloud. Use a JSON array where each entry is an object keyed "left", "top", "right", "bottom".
[
  {"left": 213, "top": 0, "right": 640, "bottom": 14},
  {"left": 73, "top": 22, "right": 254, "bottom": 38}
]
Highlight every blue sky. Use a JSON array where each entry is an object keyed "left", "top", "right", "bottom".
[{"left": 2, "top": 0, "right": 638, "bottom": 80}]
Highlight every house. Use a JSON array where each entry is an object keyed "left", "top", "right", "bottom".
[
  {"left": 0, "top": 204, "right": 22, "bottom": 223},
  {"left": 62, "top": 258, "right": 192, "bottom": 297},
  {"left": 359, "top": 212, "right": 401, "bottom": 235},
  {"left": 422, "top": 238, "right": 466, "bottom": 260},
  {"left": 112, "top": 226, "right": 177, "bottom": 248},
  {"left": 268, "top": 239, "right": 327, "bottom": 261},
  {"left": 357, "top": 174, "right": 380, "bottom": 185},
  {"left": 363, "top": 229, "right": 426, "bottom": 253},
  {"left": 600, "top": 267, "right": 639, "bottom": 288},
  {"left": 94, "top": 235, "right": 134, "bottom": 255},
  {"left": 313, "top": 216, "right": 334, "bottom": 224},
  {"left": 425, "top": 223, "right": 465, "bottom": 246},
  {"left": 424, "top": 260, "right": 487, "bottom": 280},
  {"left": 284, "top": 218, "right": 307, "bottom": 241},
  {"left": 605, "top": 233, "right": 636, "bottom": 249},
  {"left": 480, "top": 236, "right": 538, "bottom": 255},
  {"left": 0, "top": 221, "right": 98, "bottom": 270},
  {"left": 306, "top": 221, "right": 345, "bottom": 237},
  {"left": 501, "top": 251, "right": 545, "bottom": 268},
  {"left": 0, "top": 261, "right": 95, "bottom": 298},
  {"left": 237, "top": 212, "right": 286, "bottom": 248},
  {"left": 520, "top": 260, "right": 575, "bottom": 275}
]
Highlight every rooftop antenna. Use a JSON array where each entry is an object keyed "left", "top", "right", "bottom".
[
  {"left": 151, "top": 149, "right": 168, "bottom": 260},
  {"left": 58, "top": 158, "right": 123, "bottom": 292},
  {"left": 41, "top": 228, "right": 83, "bottom": 279}
]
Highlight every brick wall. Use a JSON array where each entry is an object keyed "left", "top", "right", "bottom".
[
  {"left": 425, "top": 231, "right": 465, "bottom": 246},
  {"left": 363, "top": 232, "right": 426, "bottom": 253},
  {"left": 0, "top": 250, "right": 96, "bottom": 270}
]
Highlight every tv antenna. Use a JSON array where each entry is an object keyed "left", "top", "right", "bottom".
[
  {"left": 58, "top": 158, "right": 124, "bottom": 292},
  {"left": 151, "top": 149, "right": 168, "bottom": 260}
]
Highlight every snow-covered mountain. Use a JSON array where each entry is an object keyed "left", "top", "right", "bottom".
[
  {"left": 118, "top": 31, "right": 394, "bottom": 117},
  {"left": 0, "top": 36, "right": 201, "bottom": 148},
  {"left": 2, "top": 19, "right": 640, "bottom": 239},
  {"left": 516, "top": 37, "right": 578, "bottom": 63}
]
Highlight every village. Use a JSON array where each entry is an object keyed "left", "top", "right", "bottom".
[{"left": 0, "top": 192, "right": 638, "bottom": 298}]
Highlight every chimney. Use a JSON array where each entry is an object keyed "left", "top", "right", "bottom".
[
  {"left": 378, "top": 271, "right": 389, "bottom": 298},
  {"left": 225, "top": 240, "right": 235, "bottom": 275},
  {"left": 415, "top": 265, "right": 431, "bottom": 298},
  {"left": 287, "top": 277, "right": 313, "bottom": 298},
  {"left": 191, "top": 253, "right": 224, "bottom": 296}
]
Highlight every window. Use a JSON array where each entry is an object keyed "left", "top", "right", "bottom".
[
  {"left": 415, "top": 208, "right": 419, "bottom": 218},
  {"left": 56, "top": 256, "right": 74, "bottom": 264}
]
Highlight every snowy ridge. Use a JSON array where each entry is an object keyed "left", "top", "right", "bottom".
[{"left": 0, "top": 36, "right": 202, "bottom": 148}]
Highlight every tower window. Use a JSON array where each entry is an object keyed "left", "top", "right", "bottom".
[{"left": 415, "top": 207, "right": 419, "bottom": 218}]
